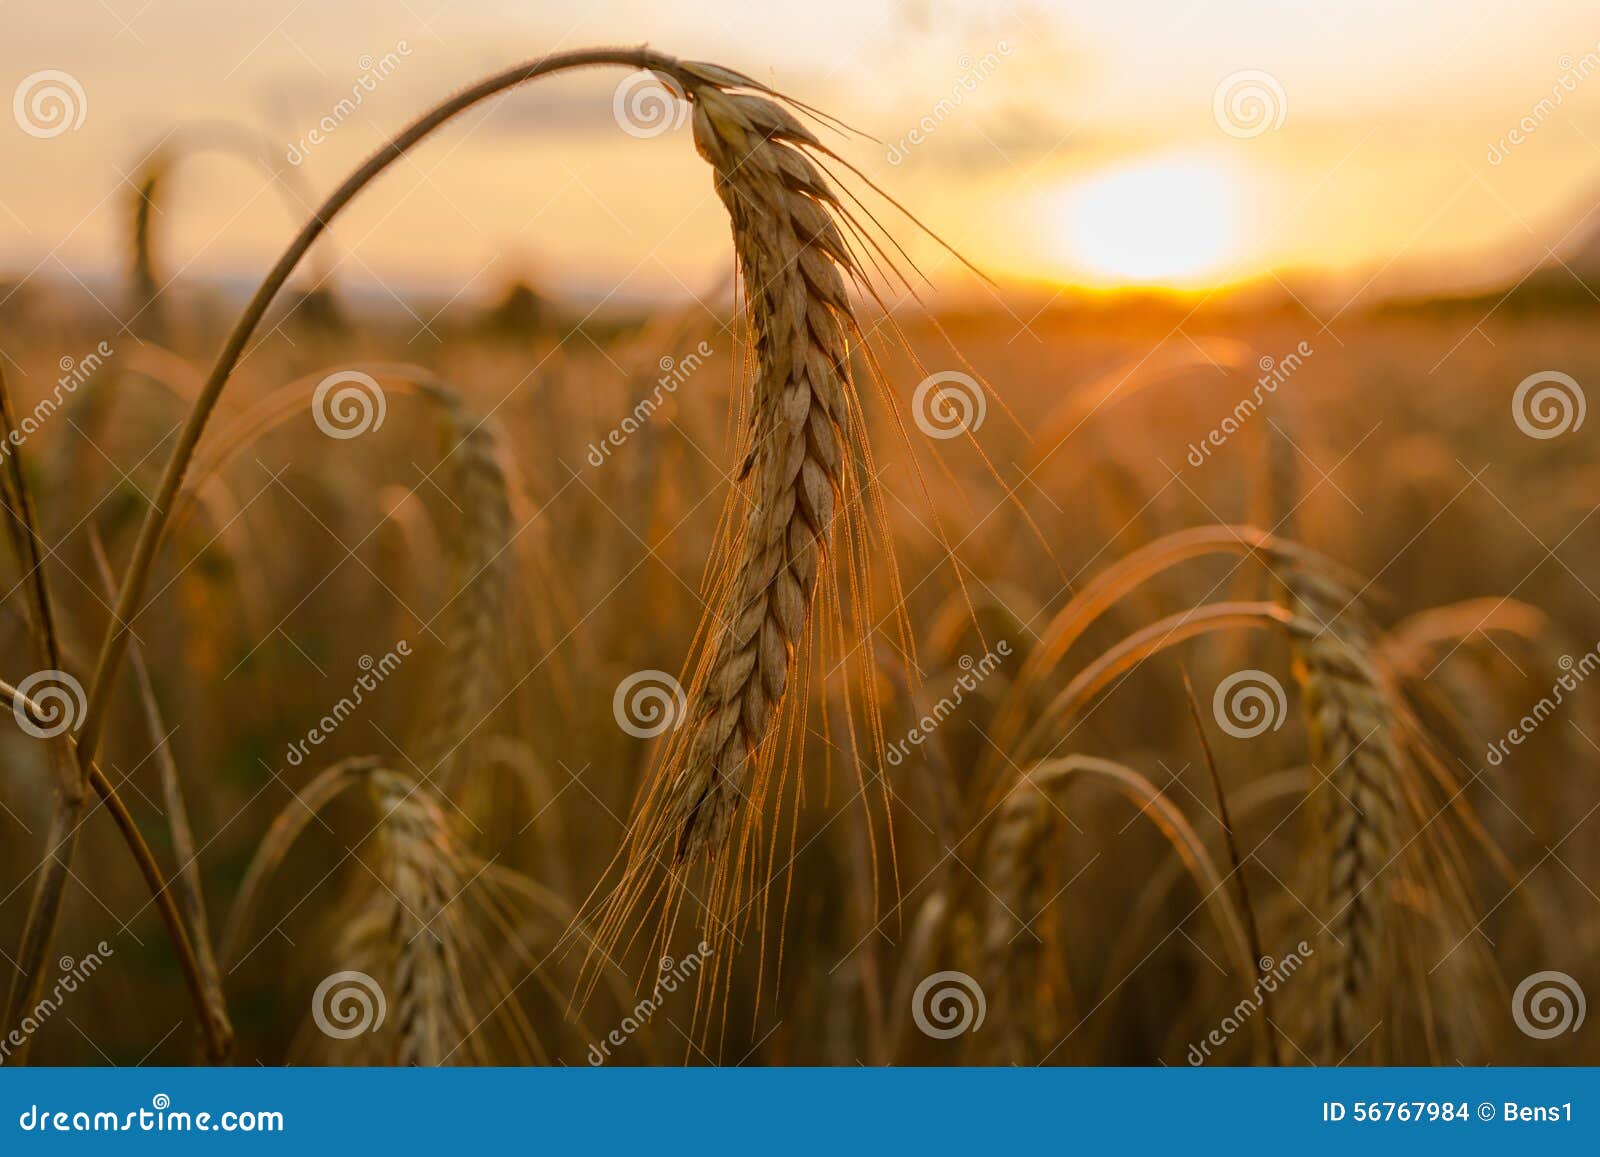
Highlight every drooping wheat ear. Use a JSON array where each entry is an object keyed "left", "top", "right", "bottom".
[
  {"left": 416, "top": 398, "right": 513, "bottom": 783},
  {"left": 661, "top": 67, "right": 860, "bottom": 860},
  {"left": 124, "top": 125, "right": 338, "bottom": 342},
  {"left": 979, "top": 782, "right": 1058, "bottom": 1063},
  {"left": 1286, "top": 568, "right": 1404, "bottom": 1060},
  {"left": 367, "top": 769, "right": 473, "bottom": 1067},
  {"left": 981, "top": 757, "right": 1263, "bottom": 1064}
]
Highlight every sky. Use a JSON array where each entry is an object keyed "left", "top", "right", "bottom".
[{"left": 4, "top": 0, "right": 1600, "bottom": 306}]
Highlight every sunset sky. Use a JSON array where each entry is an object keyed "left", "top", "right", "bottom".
[{"left": 5, "top": 0, "right": 1600, "bottom": 305}]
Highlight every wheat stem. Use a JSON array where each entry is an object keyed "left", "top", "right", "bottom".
[{"left": 76, "top": 46, "right": 680, "bottom": 768}]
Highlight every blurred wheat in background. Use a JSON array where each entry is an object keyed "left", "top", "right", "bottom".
[{"left": 0, "top": 2, "right": 1597, "bottom": 1067}]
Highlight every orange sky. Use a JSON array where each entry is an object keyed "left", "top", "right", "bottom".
[{"left": 4, "top": 0, "right": 1600, "bottom": 306}]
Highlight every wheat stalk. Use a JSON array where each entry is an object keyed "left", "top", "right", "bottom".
[
  {"left": 77, "top": 46, "right": 681, "bottom": 769},
  {"left": 53, "top": 45, "right": 900, "bottom": 1057}
]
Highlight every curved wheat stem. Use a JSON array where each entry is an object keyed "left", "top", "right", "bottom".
[
  {"left": 77, "top": 46, "right": 680, "bottom": 769},
  {"left": 0, "top": 680, "right": 229, "bottom": 1062}
]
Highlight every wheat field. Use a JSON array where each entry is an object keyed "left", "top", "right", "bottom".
[{"left": 0, "top": 38, "right": 1596, "bottom": 1069}]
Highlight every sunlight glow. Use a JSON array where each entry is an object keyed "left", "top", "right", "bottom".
[{"left": 1046, "top": 154, "right": 1246, "bottom": 287}]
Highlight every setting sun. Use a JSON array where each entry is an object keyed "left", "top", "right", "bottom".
[{"left": 1046, "top": 154, "right": 1247, "bottom": 288}]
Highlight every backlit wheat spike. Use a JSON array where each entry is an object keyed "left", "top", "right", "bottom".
[
  {"left": 417, "top": 401, "right": 513, "bottom": 783},
  {"left": 980, "top": 782, "right": 1057, "bottom": 1063},
  {"left": 1286, "top": 568, "right": 1404, "bottom": 1061},
  {"left": 369, "top": 769, "right": 472, "bottom": 1067},
  {"left": 664, "top": 70, "right": 859, "bottom": 860}
]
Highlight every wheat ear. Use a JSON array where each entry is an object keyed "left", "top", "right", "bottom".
[
  {"left": 980, "top": 782, "right": 1058, "bottom": 1063},
  {"left": 416, "top": 400, "right": 513, "bottom": 782},
  {"left": 1287, "top": 569, "right": 1404, "bottom": 1060},
  {"left": 982, "top": 757, "right": 1263, "bottom": 1063},
  {"left": 368, "top": 769, "right": 472, "bottom": 1066},
  {"left": 664, "top": 68, "right": 858, "bottom": 860}
]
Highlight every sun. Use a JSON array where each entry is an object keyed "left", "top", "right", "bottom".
[{"left": 1046, "top": 153, "right": 1245, "bottom": 288}]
